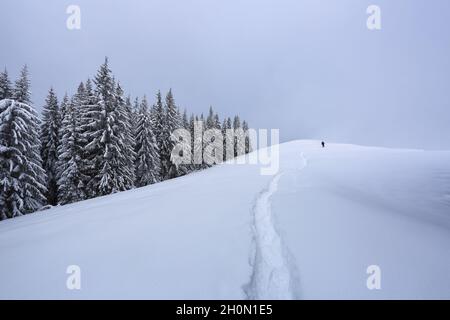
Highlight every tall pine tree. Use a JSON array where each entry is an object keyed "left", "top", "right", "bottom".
[
  {"left": 57, "top": 97, "right": 87, "bottom": 204},
  {"left": 135, "top": 96, "right": 161, "bottom": 187},
  {"left": 0, "top": 68, "right": 12, "bottom": 100},
  {"left": 0, "top": 66, "right": 47, "bottom": 219},
  {"left": 40, "top": 87, "right": 61, "bottom": 205},
  {"left": 161, "top": 89, "right": 182, "bottom": 179},
  {"left": 85, "top": 58, "right": 134, "bottom": 196}
]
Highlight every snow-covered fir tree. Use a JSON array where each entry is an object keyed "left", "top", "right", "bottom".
[
  {"left": 134, "top": 96, "right": 161, "bottom": 187},
  {"left": 191, "top": 115, "right": 203, "bottom": 170},
  {"left": 151, "top": 90, "right": 166, "bottom": 178},
  {"left": 0, "top": 66, "right": 47, "bottom": 219},
  {"left": 77, "top": 79, "right": 98, "bottom": 199},
  {"left": 57, "top": 97, "right": 87, "bottom": 204},
  {"left": 203, "top": 106, "right": 221, "bottom": 166},
  {"left": 225, "top": 117, "right": 233, "bottom": 161},
  {"left": 0, "top": 68, "right": 12, "bottom": 100},
  {"left": 114, "top": 82, "right": 136, "bottom": 190},
  {"left": 126, "top": 95, "right": 137, "bottom": 139},
  {"left": 161, "top": 89, "right": 182, "bottom": 179},
  {"left": 206, "top": 106, "right": 215, "bottom": 130},
  {"left": 242, "top": 120, "right": 252, "bottom": 154},
  {"left": 40, "top": 87, "right": 61, "bottom": 205},
  {"left": 84, "top": 58, "right": 135, "bottom": 196},
  {"left": 178, "top": 109, "right": 192, "bottom": 173},
  {"left": 59, "top": 93, "right": 70, "bottom": 124},
  {"left": 233, "top": 115, "right": 244, "bottom": 157}
]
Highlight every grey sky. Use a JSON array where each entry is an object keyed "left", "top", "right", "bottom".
[{"left": 1, "top": 0, "right": 449, "bottom": 149}]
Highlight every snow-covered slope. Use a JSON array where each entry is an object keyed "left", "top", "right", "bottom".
[{"left": 0, "top": 140, "right": 449, "bottom": 299}]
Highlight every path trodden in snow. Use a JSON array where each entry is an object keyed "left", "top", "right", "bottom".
[
  {"left": 245, "top": 173, "right": 293, "bottom": 299},
  {"left": 245, "top": 153, "right": 307, "bottom": 299}
]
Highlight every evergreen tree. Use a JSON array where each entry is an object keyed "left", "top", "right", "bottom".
[
  {"left": 189, "top": 113, "right": 196, "bottom": 171},
  {"left": 59, "top": 93, "right": 70, "bottom": 123},
  {"left": 206, "top": 106, "right": 215, "bottom": 130},
  {"left": 134, "top": 96, "right": 161, "bottom": 187},
  {"left": 233, "top": 115, "right": 244, "bottom": 157},
  {"left": 225, "top": 117, "right": 233, "bottom": 160},
  {"left": 242, "top": 120, "right": 252, "bottom": 154},
  {"left": 57, "top": 97, "right": 87, "bottom": 204},
  {"left": 0, "top": 68, "right": 12, "bottom": 100},
  {"left": 214, "top": 113, "right": 221, "bottom": 130},
  {"left": 151, "top": 90, "right": 165, "bottom": 178},
  {"left": 40, "top": 87, "right": 61, "bottom": 205},
  {"left": 192, "top": 115, "right": 203, "bottom": 170},
  {"left": 0, "top": 66, "right": 46, "bottom": 219},
  {"left": 221, "top": 118, "right": 228, "bottom": 161},
  {"left": 182, "top": 109, "right": 189, "bottom": 129},
  {"left": 85, "top": 58, "right": 135, "bottom": 196},
  {"left": 13, "top": 65, "right": 31, "bottom": 104},
  {"left": 161, "top": 89, "right": 182, "bottom": 179},
  {"left": 126, "top": 95, "right": 137, "bottom": 139},
  {"left": 78, "top": 79, "right": 98, "bottom": 199},
  {"left": 114, "top": 82, "right": 136, "bottom": 190},
  {"left": 199, "top": 113, "right": 210, "bottom": 169}
]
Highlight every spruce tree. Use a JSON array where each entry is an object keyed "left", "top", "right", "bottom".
[
  {"left": 0, "top": 66, "right": 47, "bottom": 219},
  {"left": 161, "top": 89, "right": 182, "bottom": 179},
  {"left": 114, "top": 82, "right": 136, "bottom": 190},
  {"left": 59, "top": 93, "right": 70, "bottom": 123},
  {"left": 233, "top": 115, "right": 244, "bottom": 157},
  {"left": 57, "top": 97, "right": 87, "bottom": 204},
  {"left": 135, "top": 96, "right": 161, "bottom": 187},
  {"left": 151, "top": 90, "right": 165, "bottom": 178},
  {"left": 40, "top": 87, "right": 61, "bottom": 205},
  {"left": 0, "top": 68, "right": 12, "bottom": 100},
  {"left": 192, "top": 115, "right": 203, "bottom": 170},
  {"left": 206, "top": 106, "right": 214, "bottom": 130},
  {"left": 221, "top": 118, "right": 228, "bottom": 161},
  {"left": 85, "top": 58, "right": 135, "bottom": 196},
  {"left": 78, "top": 79, "right": 98, "bottom": 199},
  {"left": 242, "top": 120, "right": 252, "bottom": 153},
  {"left": 13, "top": 65, "right": 31, "bottom": 104}
]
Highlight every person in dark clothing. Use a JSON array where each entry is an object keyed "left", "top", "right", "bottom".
[{"left": 321, "top": 141, "right": 325, "bottom": 148}]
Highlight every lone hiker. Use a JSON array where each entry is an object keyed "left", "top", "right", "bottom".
[{"left": 321, "top": 141, "right": 325, "bottom": 148}]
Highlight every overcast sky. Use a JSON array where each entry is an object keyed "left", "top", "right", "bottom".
[{"left": 1, "top": 0, "right": 449, "bottom": 149}]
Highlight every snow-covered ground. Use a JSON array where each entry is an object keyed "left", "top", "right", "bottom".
[{"left": 0, "top": 140, "right": 449, "bottom": 299}]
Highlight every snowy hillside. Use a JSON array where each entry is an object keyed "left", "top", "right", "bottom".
[{"left": 0, "top": 140, "right": 449, "bottom": 299}]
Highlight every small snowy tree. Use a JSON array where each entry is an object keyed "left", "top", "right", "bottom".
[{"left": 40, "top": 87, "right": 61, "bottom": 205}]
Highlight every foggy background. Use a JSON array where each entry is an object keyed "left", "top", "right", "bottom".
[{"left": 1, "top": 0, "right": 449, "bottom": 149}]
